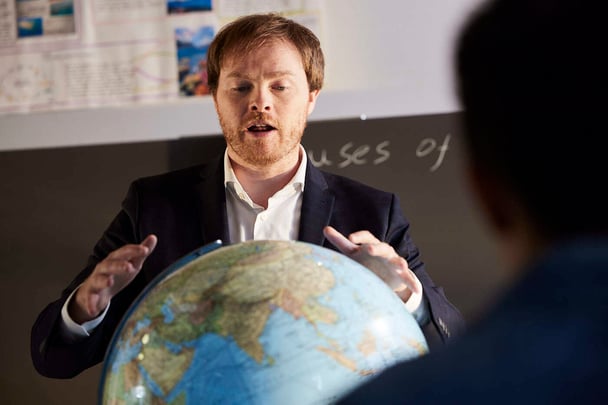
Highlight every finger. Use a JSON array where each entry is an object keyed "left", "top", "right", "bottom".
[
  {"left": 323, "top": 226, "right": 359, "bottom": 254},
  {"left": 348, "top": 230, "right": 381, "bottom": 245},
  {"left": 140, "top": 234, "right": 158, "bottom": 255},
  {"left": 107, "top": 244, "right": 149, "bottom": 261},
  {"left": 361, "top": 242, "right": 398, "bottom": 259},
  {"left": 131, "top": 234, "right": 158, "bottom": 268},
  {"left": 95, "top": 258, "right": 137, "bottom": 277},
  {"left": 88, "top": 260, "right": 135, "bottom": 290}
]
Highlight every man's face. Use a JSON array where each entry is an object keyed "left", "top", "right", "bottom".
[{"left": 214, "top": 39, "right": 319, "bottom": 169}]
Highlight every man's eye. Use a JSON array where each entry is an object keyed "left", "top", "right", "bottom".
[
  {"left": 273, "top": 85, "right": 287, "bottom": 91},
  {"left": 233, "top": 86, "right": 251, "bottom": 92}
]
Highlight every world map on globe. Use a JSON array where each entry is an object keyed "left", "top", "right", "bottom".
[{"left": 100, "top": 240, "right": 428, "bottom": 404}]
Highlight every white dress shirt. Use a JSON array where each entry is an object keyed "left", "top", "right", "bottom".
[{"left": 224, "top": 146, "right": 306, "bottom": 243}]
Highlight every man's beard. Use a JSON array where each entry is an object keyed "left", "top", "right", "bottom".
[{"left": 220, "top": 112, "right": 307, "bottom": 168}]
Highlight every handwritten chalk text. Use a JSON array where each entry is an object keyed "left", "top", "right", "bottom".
[
  {"left": 308, "top": 134, "right": 451, "bottom": 172},
  {"left": 416, "top": 134, "right": 451, "bottom": 172},
  {"left": 308, "top": 141, "right": 390, "bottom": 168}
]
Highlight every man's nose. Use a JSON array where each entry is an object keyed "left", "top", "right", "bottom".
[{"left": 250, "top": 87, "right": 271, "bottom": 112}]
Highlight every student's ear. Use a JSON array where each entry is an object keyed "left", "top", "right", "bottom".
[{"left": 466, "top": 161, "right": 515, "bottom": 236}]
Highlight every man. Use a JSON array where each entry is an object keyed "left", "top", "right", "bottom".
[
  {"left": 339, "top": 0, "right": 608, "bottom": 403},
  {"left": 31, "top": 13, "right": 464, "bottom": 379}
]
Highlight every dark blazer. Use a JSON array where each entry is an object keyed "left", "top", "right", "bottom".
[
  {"left": 338, "top": 237, "right": 608, "bottom": 404},
  {"left": 31, "top": 155, "right": 465, "bottom": 378}
]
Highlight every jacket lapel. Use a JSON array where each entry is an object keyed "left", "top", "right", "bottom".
[
  {"left": 299, "top": 161, "right": 335, "bottom": 246},
  {"left": 194, "top": 156, "right": 230, "bottom": 245}
]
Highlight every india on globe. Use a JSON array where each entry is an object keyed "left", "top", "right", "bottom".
[{"left": 99, "top": 240, "right": 428, "bottom": 404}]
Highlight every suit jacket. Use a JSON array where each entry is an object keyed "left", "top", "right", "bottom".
[
  {"left": 338, "top": 237, "right": 608, "bottom": 404},
  {"left": 31, "top": 155, "right": 464, "bottom": 378}
]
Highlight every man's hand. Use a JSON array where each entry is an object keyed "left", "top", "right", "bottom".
[
  {"left": 69, "top": 235, "right": 158, "bottom": 324},
  {"left": 323, "top": 226, "right": 421, "bottom": 303}
]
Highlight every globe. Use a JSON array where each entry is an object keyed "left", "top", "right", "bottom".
[{"left": 99, "top": 240, "right": 428, "bottom": 404}]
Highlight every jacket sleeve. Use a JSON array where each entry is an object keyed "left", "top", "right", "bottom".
[
  {"left": 385, "top": 194, "right": 466, "bottom": 349},
  {"left": 30, "top": 182, "right": 146, "bottom": 378}
]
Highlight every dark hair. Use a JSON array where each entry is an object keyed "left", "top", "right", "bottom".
[
  {"left": 206, "top": 13, "right": 324, "bottom": 95},
  {"left": 456, "top": 0, "right": 607, "bottom": 238}
]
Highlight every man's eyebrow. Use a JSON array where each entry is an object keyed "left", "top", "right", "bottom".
[{"left": 225, "top": 70, "right": 296, "bottom": 80}]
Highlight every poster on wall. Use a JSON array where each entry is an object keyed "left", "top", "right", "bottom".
[{"left": 0, "top": 0, "right": 321, "bottom": 114}]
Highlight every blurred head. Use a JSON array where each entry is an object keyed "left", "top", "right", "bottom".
[
  {"left": 207, "top": 13, "right": 324, "bottom": 96},
  {"left": 456, "top": 0, "right": 607, "bottom": 243}
]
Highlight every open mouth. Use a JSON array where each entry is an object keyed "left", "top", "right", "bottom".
[{"left": 247, "top": 124, "right": 276, "bottom": 133}]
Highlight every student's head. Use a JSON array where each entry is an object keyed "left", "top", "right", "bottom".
[
  {"left": 456, "top": 0, "right": 607, "bottom": 250},
  {"left": 207, "top": 13, "right": 324, "bottom": 96}
]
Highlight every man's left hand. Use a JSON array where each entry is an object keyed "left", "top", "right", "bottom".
[{"left": 323, "top": 226, "right": 422, "bottom": 306}]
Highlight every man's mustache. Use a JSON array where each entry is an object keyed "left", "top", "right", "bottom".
[{"left": 244, "top": 112, "right": 278, "bottom": 128}]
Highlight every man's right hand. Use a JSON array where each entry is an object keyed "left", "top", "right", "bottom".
[{"left": 68, "top": 234, "right": 157, "bottom": 324}]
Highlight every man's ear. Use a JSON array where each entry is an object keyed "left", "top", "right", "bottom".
[
  {"left": 307, "top": 89, "right": 320, "bottom": 116},
  {"left": 211, "top": 93, "right": 219, "bottom": 113}
]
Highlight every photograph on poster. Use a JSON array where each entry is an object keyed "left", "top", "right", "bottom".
[
  {"left": 50, "top": 0, "right": 74, "bottom": 15},
  {"left": 175, "top": 24, "right": 214, "bottom": 96},
  {"left": 168, "top": 0, "right": 212, "bottom": 14},
  {"left": 17, "top": 17, "right": 43, "bottom": 37},
  {"left": 16, "top": 0, "right": 75, "bottom": 37}
]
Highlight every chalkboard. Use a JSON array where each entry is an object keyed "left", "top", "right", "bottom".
[{"left": 169, "top": 112, "right": 508, "bottom": 320}]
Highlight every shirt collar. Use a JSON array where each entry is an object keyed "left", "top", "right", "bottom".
[{"left": 224, "top": 145, "right": 307, "bottom": 193}]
